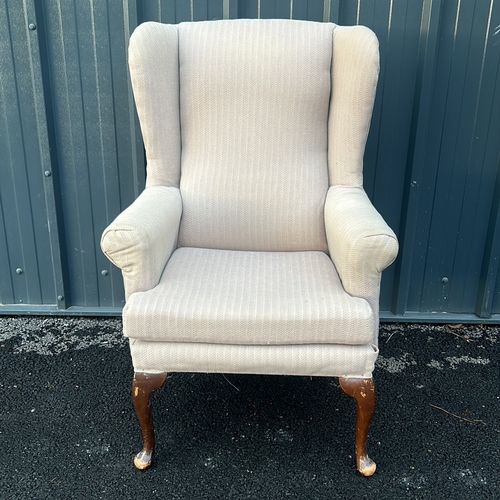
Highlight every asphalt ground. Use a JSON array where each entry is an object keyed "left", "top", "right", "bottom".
[{"left": 0, "top": 317, "right": 498, "bottom": 499}]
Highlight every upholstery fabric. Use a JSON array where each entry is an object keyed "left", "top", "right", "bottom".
[
  {"left": 324, "top": 185, "right": 398, "bottom": 345},
  {"left": 100, "top": 186, "right": 182, "bottom": 300},
  {"left": 128, "top": 23, "right": 181, "bottom": 188},
  {"left": 129, "top": 339, "right": 379, "bottom": 378},
  {"left": 101, "top": 19, "right": 399, "bottom": 381},
  {"left": 176, "top": 20, "right": 332, "bottom": 252},
  {"left": 124, "top": 247, "right": 374, "bottom": 345},
  {"left": 328, "top": 26, "right": 380, "bottom": 187}
]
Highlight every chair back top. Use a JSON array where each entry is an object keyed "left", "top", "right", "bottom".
[{"left": 129, "top": 19, "right": 379, "bottom": 252}]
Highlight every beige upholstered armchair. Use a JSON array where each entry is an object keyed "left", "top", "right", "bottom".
[{"left": 101, "top": 19, "right": 398, "bottom": 476}]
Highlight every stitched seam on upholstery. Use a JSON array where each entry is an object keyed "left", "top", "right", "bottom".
[
  {"left": 364, "top": 233, "right": 398, "bottom": 240},
  {"left": 326, "top": 25, "right": 335, "bottom": 187},
  {"left": 176, "top": 25, "right": 183, "bottom": 183}
]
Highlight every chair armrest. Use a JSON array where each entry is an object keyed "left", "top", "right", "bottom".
[
  {"left": 101, "top": 186, "right": 182, "bottom": 299},
  {"left": 324, "top": 186, "right": 398, "bottom": 300}
]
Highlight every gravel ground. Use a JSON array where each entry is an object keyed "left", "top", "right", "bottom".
[{"left": 0, "top": 317, "right": 499, "bottom": 499}]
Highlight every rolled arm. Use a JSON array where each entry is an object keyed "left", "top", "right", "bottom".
[
  {"left": 324, "top": 186, "right": 398, "bottom": 300},
  {"left": 101, "top": 186, "right": 182, "bottom": 299}
]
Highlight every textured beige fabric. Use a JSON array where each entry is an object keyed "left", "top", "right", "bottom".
[
  {"left": 124, "top": 248, "right": 373, "bottom": 345},
  {"left": 101, "top": 19, "right": 398, "bottom": 380},
  {"left": 328, "top": 26, "right": 380, "bottom": 187},
  {"left": 324, "top": 185, "right": 398, "bottom": 345},
  {"left": 177, "top": 20, "right": 331, "bottom": 252},
  {"left": 100, "top": 186, "right": 182, "bottom": 300},
  {"left": 129, "top": 339, "right": 379, "bottom": 378},
  {"left": 128, "top": 22, "right": 181, "bottom": 188}
]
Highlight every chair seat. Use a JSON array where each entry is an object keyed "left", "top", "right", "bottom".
[{"left": 123, "top": 247, "right": 374, "bottom": 345}]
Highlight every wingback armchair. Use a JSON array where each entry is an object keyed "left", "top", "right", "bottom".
[{"left": 101, "top": 19, "right": 398, "bottom": 476}]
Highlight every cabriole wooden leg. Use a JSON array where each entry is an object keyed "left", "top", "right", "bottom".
[
  {"left": 338, "top": 377, "right": 376, "bottom": 476},
  {"left": 131, "top": 372, "right": 168, "bottom": 470}
]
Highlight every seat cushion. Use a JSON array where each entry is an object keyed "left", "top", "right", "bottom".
[{"left": 123, "top": 248, "right": 374, "bottom": 345}]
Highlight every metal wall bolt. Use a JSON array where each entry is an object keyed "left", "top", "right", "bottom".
[
  {"left": 44, "top": 170, "right": 51, "bottom": 177},
  {"left": 15, "top": 268, "right": 23, "bottom": 275},
  {"left": 101, "top": 270, "right": 109, "bottom": 276},
  {"left": 57, "top": 295, "right": 64, "bottom": 301},
  {"left": 28, "top": 23, "right": 36, "bottom": 30},
  {"left": 411, "top": 180, "right": 418, "bottom": 187},
  {"left": 441, "top": 277, "right": 449, "bottom": 284}
]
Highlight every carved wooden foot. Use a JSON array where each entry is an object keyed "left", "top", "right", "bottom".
[
  {"left": 131, "top": 372, "right": 168, "bottom": 470},
  {"left": 338, "top": 377, "right": 376, "bottom": 476}
]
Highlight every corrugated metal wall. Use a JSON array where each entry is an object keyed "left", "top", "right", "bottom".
[{"left": 1, "top": 0, "right": 500, "bottom": 322}]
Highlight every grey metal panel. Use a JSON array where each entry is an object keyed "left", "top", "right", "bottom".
[
  {"left": 237, "top": 0, "right": 258, "bottom": 18},
  {"left": 260, "top": 0, "right": 292, "bottom": 20},
  {"left": 299, "top": 0, "right": 325, "bottom": 22},
  {"left": 478, "top": 52, "right": 500, "bottom": 317},
  {"left": 403, "top": 0, "right": 500, "bottom": 315},
  {"left": 36, "top": 0, "right": 144, "bottom": 309},
  {"left": 1, "top": 0, "right": 500, "bottom": 321},
  {"left": 235, "top": 0, "right": 323, "bottom": 20},
  {"left": 141, "top": 0, "right": 193, "bottom": 23},
  {"left": 0, "top": 0, "right": 65, "bottom": 308},
  {"left": 193, "top": 0, "right": 224, "bottom": 21},
  {"left": 141, "top": 0, "right": 224, "bottom": 22}
]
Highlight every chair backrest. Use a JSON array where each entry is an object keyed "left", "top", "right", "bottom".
[{"left": 128, "top": 19, "right": 379, "bottom": 252}]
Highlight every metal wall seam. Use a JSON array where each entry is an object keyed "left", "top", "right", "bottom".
[{"left": 26, "top": 0, "right": 69, "bottom": 308}]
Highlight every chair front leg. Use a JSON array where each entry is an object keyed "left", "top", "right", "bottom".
[
  {"left": 131, "top": 372, "right": 168, "bottom": 470},
  {"left": 338, "top": 377, "right": 376, "bottom": 476}
]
